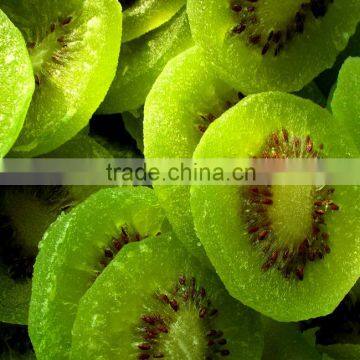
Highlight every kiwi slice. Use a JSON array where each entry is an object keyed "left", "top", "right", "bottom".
[
  {"left": 300, "top": 281, "right": 360, "bottom": 360},
  {"left": 0, "top": 322, "right": 35, "bottom": 359},
  {"left": 98, "top": 9, "right": 193, "bottom": 114},
  {"left": 0, "top": 0, "right": 122, "bottom": 157},
  {"left": 120, "top": 0, "right": 185, "bottom": 43},
  {"left": 1, "top": 133, "right": 111, "bottom": 324},
  {"left": 0, "top": 183, "right": 102, "bottom": 325},
  {"left": 316, "top": 23, "right": 360, "bottom": 97},
  {"left": 123, "top": 109, "right": 144, "bottom": 153},
  {"left": 29, "top": 187, "right": 167, "bottom": 359},
  {"left": 0, "top": 9, "right": 34, "bottom": 158},
  {"left": 144, "top": 46, "right": 242, "bottom": 262},
  {"left": 330, "top": 57, "right": 360, "bottom": 149},
  {"left": 187, "top": 0, "right": 360, "bottom": 94},
  {"left": 71, "top": 232, "right": 264, "bottom": 359},
  {"left": 190, "top": 92, "right": 360, "bottom": 322}
]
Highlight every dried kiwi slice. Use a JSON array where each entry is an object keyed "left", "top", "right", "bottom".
[
  {"left": 29, "top": 187, "right": 167, "bottom": 359},
  {"left": 0, "top": 9, "right": 34, "bottom": 158},
  {"left": 0, "top": 182, "right": 104, "bottom": 325},
  {"left": 187, "top": 0, "right": 360, "bottom": 94},
  {"left": 316, "top": 23, "right": 360, "bottom": 97},
  {"left": 144, "top": 47, "right": 241, "bottom": 263},
  {"left": 331, "top": 57, "right": 360, "bottom": 149},
  {"left": 120, "top": 0, "right": 185, "bottom": 43},
  {"left": 0, "top": 0, "right": 122, "bottom": 157},
  {"left": 99, "top": 9, "right": 193, "bottom": 114},
  {"left": 71, "top": 233, "right": 264, "bottom": 359},
  {"left": 190, "top": 92, "right": 360, "bottom": 322},
  {"left": 1, "top": 132, "right": 112, "bottom": 325}
]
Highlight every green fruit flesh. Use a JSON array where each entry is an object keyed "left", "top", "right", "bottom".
[
  {"left": 99, "top": 8, "right": 193, "bottom": 114},
  {"left": 187, "top": 0, "right": 360, "bottom": 94},
  {"left": 29, "top": 187, "right": 167, "bottom": 359},
  {"left": 121, "top": 0, "right": 185, "bottom": 43},
  {"left": 190, "top": 92, "right": 360, "bottom": 322},
  {"left": 43, "top": 131, "right": 112, "bottom": 158},
  {"left": 331, "top": 57, "right": 360, "bottom": 150},
  {"left": 0, "top": 9, "right": 34, "bottom": 158},
  {"left": 71, "top": 233, "right": 264, "bottom": 359},
  {"left": 0, "top": 133, "right": 112, "bottom": 325},
  {"left": 144, "top": 47, "right": 241, "bottom": 263},
  {"left": 0, "top": 0, "right": 122, "bottom": 156}
]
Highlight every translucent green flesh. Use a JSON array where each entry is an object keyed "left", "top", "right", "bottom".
[
  {"left": 29, "top": 187, "right": 166, "bottom": 359},
  {"left": 42, "top": 131, "right": 112, "bottom": 158},
  {"left": 331, "top": 57, "right": 360, "bottom": 150},
  {"left": 144, "top": 47, "right": 239, "bottom": 264},
  {"left": 122, "top": 0, "right": 185, "bottom": 42},
  {"left": 0, "top": 0, "right": 122, "bottom": 156},
  {"left": 187, "top": 0, "right": 360, "bottom": 94},
  {"left": 190, "top": 92, "right": 360, "bottom": 322},
  {"left": 99, "top": 9, "right": 193, "bottom": 114},
  {"left": 71, "top": 234, "right": 264, "bottom": 359},
  {"left": 0, "top": 9, "right": 34, "bottom": 158}
]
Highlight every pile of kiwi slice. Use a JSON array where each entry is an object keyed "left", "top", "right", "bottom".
[
  {"left": 0, "top": 0, "right": 122, "bottom": 157},
  {"left": 1, "top": 1, "right": 360, "bottom": 359},
  {"left": 99, "top": 7, "right": 193, "bottom": 115}
]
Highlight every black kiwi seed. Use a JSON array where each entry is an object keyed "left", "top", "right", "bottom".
[
  {"left": 242, "top": 130, "right": 339, "bottom": 281},
  {"left": 230, "top": 0, "right": 334, "bottom": 56},
  {"left": 136, "top": 276, "right": 230, "bottom": 359}
]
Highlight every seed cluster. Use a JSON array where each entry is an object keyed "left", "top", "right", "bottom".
[
  {"left": 300, "top": 288, "right": 360, "bottom": 345},
  {"left": 197, "top": 92, "right": 245, "bottom": 134},
  {"left": 97, "top": 226, "right": 143, "bottom": 274},
  {"left": 242, "top": 130, "right": 339, "bottom": 280},
  {"left": 136, "top": 275, "right": 229, "bottom": 359},
  {"left": 230, "top": 0, "right": 334, "bottom": 56},
  {"left": 27, "top": 16, "right": 73, "bottom": 85},
  {"left": 0, "top": 215, "right": 35, "bottom": 281}
]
